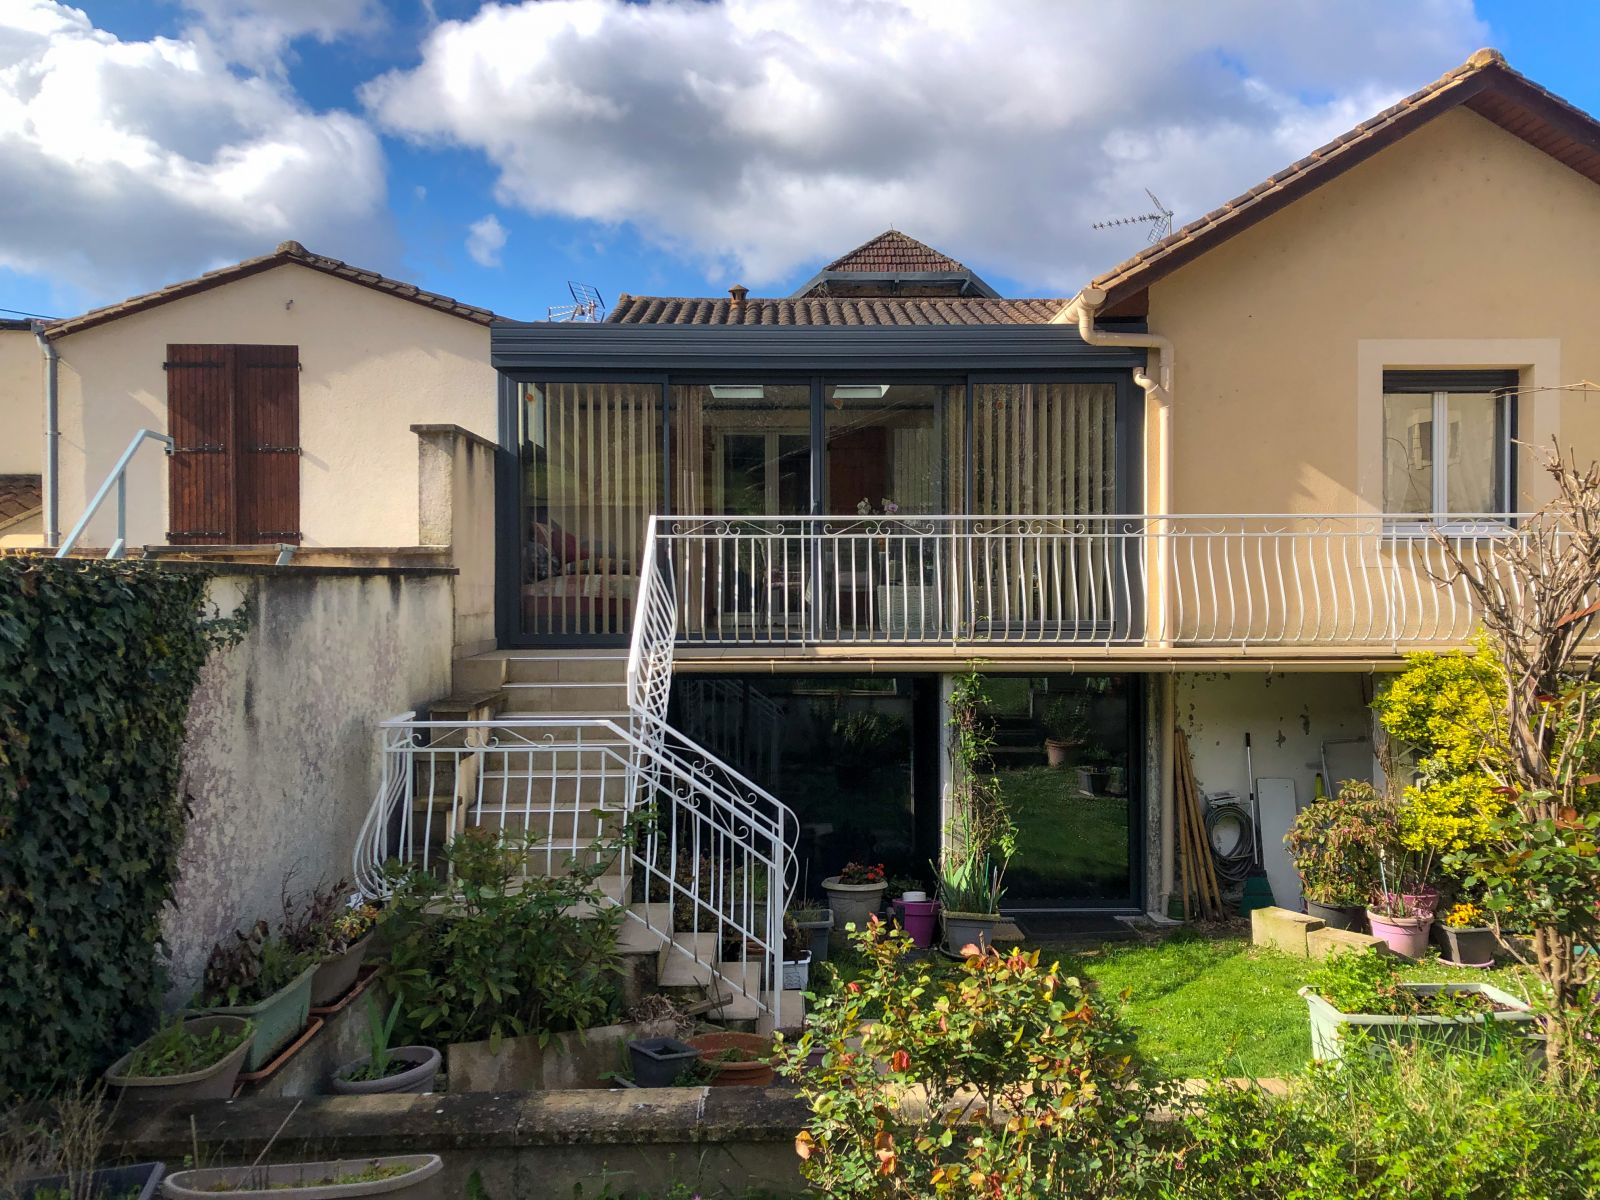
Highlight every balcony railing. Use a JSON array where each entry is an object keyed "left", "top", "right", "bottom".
[{"left": 654, "top": 514, "right": 1533, "bottom": 651}]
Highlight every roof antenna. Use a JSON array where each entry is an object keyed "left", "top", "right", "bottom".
[
  {"left": 1092, "top": 189, "right": 1174, "bottom": 243},
  {"left": 547, "top": 281, "right": 606, "bottom": 322}
]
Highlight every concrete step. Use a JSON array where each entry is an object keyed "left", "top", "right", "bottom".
[
  {"left": 503, "top": 652, "right": 629, "bottom": 685},
  {"left": 499, "top": 686, "right": 629, "bottom": 715}
]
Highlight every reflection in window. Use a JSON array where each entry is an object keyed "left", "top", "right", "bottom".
[{"left": 1381, "top": 371, "right": 1513, "bottom": 520}]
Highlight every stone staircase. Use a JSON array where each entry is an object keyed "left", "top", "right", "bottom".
[{"left": 423, "top": 649, "right": 802, "bottom": 1032}]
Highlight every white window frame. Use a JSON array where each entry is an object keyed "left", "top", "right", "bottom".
[{"left": 1382, "top": 382, "right": 1514, "bottom": 538}]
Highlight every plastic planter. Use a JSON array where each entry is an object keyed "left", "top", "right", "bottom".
[
  {"left": 195, "top": 964, "right": 317, "bottom": 1071},
  {"left": 331, "top": 1047, "right": 441, "bottom": 1095},
  {"left": 791, "top": 911, "right": 833, "bottom": 965},
  {"left": 162, "top": 1156, "right": 441, "bottom": 1200},
  {"left": 105, "top": 1016, "right": 253, "bottom": 1102},
  {"left": 689, "top": 1032, "right": 776, "bottom": 1087},
  {"left": 821, "top": 878, "right": 887, "bottom": 938},
  {"left": 943, "top": 911, "right": 1000, "bottom": 954},
  {"left": 781, "top": 950, "right": 812, "bottom": 991},
  {"left": 1300, "top": 982, "right": 1536, "bottom": 1061},
  {"left": 1436, "top": 924, "right": 1499, "bottom": 968},
  {"left": 1366, "top": 911, "right": 1431, "bottom": 959},
  {"left": 894, "top": 898, "right": 939, "bottom": 948},
  {"left": 310, "top": 934, "right": 374, "bottom": 1008},
  {"left": 1305, "top": 900, "right": 1366, "bottom": 932},
  {"left": 22, "top": 1162, "right": 164, "bottom": 1200},
  {"left": 628, "top": 1036, "right": 701, "bottom": 1088}
]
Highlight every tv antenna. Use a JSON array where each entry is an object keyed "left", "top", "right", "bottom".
[
  {"left": 1092, "top": 189, "right": 1174, "bottom": 243},
  {"left": 547, "top": 281, "right": 606, "bottom": 322}
]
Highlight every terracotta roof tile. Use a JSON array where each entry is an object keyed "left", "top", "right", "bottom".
[
  {"left": 1090, "top": 49, "right": 1600, "bottom": 305},
  {"left": 606, "top": 295, "right": 1065, "bottom": 326},
  {"left": 0, "top": 475, "right": 42, "bottom": 529},
  {"left": 47, "top": 242, "right": 500, "bottom": 340},
  {"left": 823, "top": 230, "right": 970, "bottom": 274}
]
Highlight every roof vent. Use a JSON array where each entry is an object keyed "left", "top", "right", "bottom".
[{"left": 728, "top": 284, "right": 749, "bottom": 305}]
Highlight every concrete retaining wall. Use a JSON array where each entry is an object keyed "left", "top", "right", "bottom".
[{"left": 163, "top": 564, "right": 455, "bottom": 1000}]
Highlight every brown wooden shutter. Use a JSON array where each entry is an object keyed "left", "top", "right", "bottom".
[
  {"left": 165, "top": 343, "right": 300, "bottom": 545},
  {"left": 236, "top": 345, "right": 301, "bottom": 544},
  {"left": 166, "top": 344, "right": 235, "bottom": 544}
]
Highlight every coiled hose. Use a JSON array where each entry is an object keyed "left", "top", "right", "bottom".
[{"left": 1205, "top": 799, "right": 1256, "bottom": 886}]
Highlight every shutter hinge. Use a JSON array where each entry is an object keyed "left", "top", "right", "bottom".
[
  {"left": 168, "top": 530, "right": 228, "bottom": 539},
  {"left": 248, "top": 444, "right": 302, "bottom": 454},
  {"left": 172, "top": 443, "right": 226, "bottom": 453},
  {"left": 241, "top": 361, "right": 303, "bottom": 369},
  {"left": 256, "top": 531, "right": 303, "bottom": 539},
  {"left": 163, "top": 361, "right": 225, "bottom": 370}
]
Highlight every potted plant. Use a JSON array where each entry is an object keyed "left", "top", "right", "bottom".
[
  {"left": 162, "top": 1157, "right": 441, "bottom": 1200},
  {"left": 938, "top": 671, "right": 1015, "bottom": 954},
  {"left": 1436, "top": 901, "right": 1498, "bottom": 968},
  {"left": 821, "top": 862, "right": 887, "bottom": 935},
  {"left": 687, "top": 1032, "right": 776, "bottom": 1087},
  {"left": 1076, "top": 748, "right": 1115, "bottom": 796},
  {"left": 104, "top": 1016, "right": 253, "bottom": 1102},
  {"left": 331, "top": 997, "right": 440, "bottom": 1095},
  {"left": 1285, "top": 781, "right": 1393, "bottom": 931},
  {"left": 284, "top": 885, "right": 382, "bottom": 1009},
  {"left": 936, "top": 848, "right": 1007, "bottom": 953},
  {"left": 1038, "top": 695, "right": 1089, "bottom": 768},
  {"left": 193, "top": 920, "right": 316, "bottom": 1071},
  {"left": 22, "top": 1163, "right": 165, "bottom": 1200},
  {"left": 1366, "top": 890, "right": 1432, "bottom": 959},
  {"left": 627, "top": 1036, "right": 702, "bottom": 1088},
  {"left": 787, "top": 902, "right": 834, "bottom": 966},
  {"left": 1298, "top": 949, "right": 1535, "bottom": 1061},
  {"left": 887, "top": 879, "right": 939, "bottom": 950},
  {"left": 781, "top": 915, "right": 813, "bottom": 991}
]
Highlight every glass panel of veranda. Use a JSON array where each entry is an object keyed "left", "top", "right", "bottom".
[
  {"left": 968, "top": 382, "right": 1118, "bottom": 634},
  {"left": 520, "top": 382, "right": 661, "bottom": 639}
]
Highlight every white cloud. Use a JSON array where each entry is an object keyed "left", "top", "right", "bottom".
[
  {"left": 364, "top": 0, "right": 1488, "bottom": 292},
  {"left": 466, "top": 213, "right": 507, "bottom": 267},
  {"left": 0, "top": 1, "right": 391, "bottom": 304},
  {"left": 177, "top": 0, "right": 386, "bottom": 74}
]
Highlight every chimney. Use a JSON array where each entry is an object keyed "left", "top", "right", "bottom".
[{"left": 728, "top": 284, "right": 749, "bottom": 306}]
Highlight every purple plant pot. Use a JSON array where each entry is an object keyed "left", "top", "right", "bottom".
[
  {"left": 1401, "top": 888, "right": 1441, "bottom": 921},
  {"left": 1367, "top": 911, "right": 1432, "bottom": 959},
  {"left": 895, "top": 899, "right": 939, "bottom": 949}
]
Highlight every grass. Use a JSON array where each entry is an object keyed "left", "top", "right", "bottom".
[
  {"left": 1000, "top": 765, "right": 1128, "bottom": 899},
  {"left": 813, "top": 928, "right": 1537, "bottom": 1081}
]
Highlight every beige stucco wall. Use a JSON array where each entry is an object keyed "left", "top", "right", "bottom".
[
  {"left": 416, "top": 423, "right": 499, "bottom": 657},
  {"left": 0, "top": 327, "right": 42, "bottom": 476},
  {"left": 52, "top": 263, "right": 496, "bottom": 549},
  {"left": 1149, "top": 107, "right": 1600, "bottom": 516},
  {"left": 164, "top": 566, "right": 454, "bottom": 999}
]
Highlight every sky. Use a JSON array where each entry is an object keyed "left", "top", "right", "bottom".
[{"left": 2, "top": 0, "right": 1598, "bottom": 323}]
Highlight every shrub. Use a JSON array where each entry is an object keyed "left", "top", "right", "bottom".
[
  {"left": 1160, "top": 1042, "right": 1600, "bottom": 1199},
  {"left": 382, "top": 827, "right": 625, "bottom": 1048},
  {"left": 198, "top": 919, "right": 309, "bottom": 1007},
  {"left": 778, "top": 921, "right": 1166, "bottom": 1198},
  {"left": 0, "top": 558, "right": 242, "bottom": 1097},
  {"left": 1284, "top": 781, "right": 1397, "bottom": 906}
]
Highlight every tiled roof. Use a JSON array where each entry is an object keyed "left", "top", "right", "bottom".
[
  {"left": 824, "top": 230, "right": 969, "bottom": 274},
  {"left": 47, "top": 242, "right": 500, "bottom": 339},
  {"left": 1092, "top": 49, "right": 1600, "bottom": 305},
  {"left": 0, "top": 475, "right": 42, "bottom": 529},
  {"left": 605, "top": 295, "right": 1066, "bottom": 326}
]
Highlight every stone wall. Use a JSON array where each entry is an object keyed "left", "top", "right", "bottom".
[{"left": 163, "top": 563, "right": 454, "bottom": 1000}]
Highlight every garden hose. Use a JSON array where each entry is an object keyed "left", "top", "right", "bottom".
[{"left": 1205, "top": 798, "right": 1257, "bottom": 886}]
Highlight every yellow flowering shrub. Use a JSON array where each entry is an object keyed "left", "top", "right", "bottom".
[{"left": 1374, "top": 638, "right": 1508, "bottom": 858}]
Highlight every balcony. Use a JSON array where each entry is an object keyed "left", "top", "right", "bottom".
[{"left": 653, "top": 514, "right": 1526, "bottom": 662}]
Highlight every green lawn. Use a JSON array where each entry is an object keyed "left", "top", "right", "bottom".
[
  {"left": 1037, "top": 931, "right": 1536, "bottom": 1079},
  {"left": 1001, "top": 765, "right": 1129, "bottom": 899},
  {"left": 813, "top": 929, "right": 1536, "bottom": 1081}
]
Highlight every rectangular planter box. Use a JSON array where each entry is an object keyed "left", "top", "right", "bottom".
[
  {"left": 1300, "top": 982, "right": 1537, "bottom": 1062},
  {"left": 21, "top": 1162, "right": 164, "bottom": 1200},
  {"left": 195, "top": 965, "right": 317, "bottom": 1072}
]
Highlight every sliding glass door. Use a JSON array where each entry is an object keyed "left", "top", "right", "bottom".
[{"left": 519, "top": 382, "right": 661, "bottom": 639}]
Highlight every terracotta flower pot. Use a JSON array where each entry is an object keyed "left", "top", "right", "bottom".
[{"left": 689, "top": 1031, "right": 775, "bottom": 1087}]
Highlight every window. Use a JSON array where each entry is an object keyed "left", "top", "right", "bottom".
[{"left": 1382, "top": 370, "right": 1515, "bottom": 522}]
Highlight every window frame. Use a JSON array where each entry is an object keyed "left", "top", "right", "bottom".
[{"left": 1381, "top": 369, "right": 1517, "bottom": 536}]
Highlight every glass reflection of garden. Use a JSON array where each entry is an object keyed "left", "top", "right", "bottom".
[
  {"left": 670, "top": 677, "right": 924, "bottom": 897},
  {"left": 982, "top": 675, "right": 1134, "bottom": 905}
]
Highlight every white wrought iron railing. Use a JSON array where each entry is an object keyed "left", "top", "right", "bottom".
[
  {"left": 655, "top": 513, "right": 1535, "bottom": 649},
  {"left": 351, "top": 711, "right": 792, "bottom": 1025},
  {"left": 355, "top": 520, "right": 801, "bottom": 1027}
]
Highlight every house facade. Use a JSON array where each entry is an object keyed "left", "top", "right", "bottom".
[{"left": 9, "top": 47, "right": 1600, "bottom": 1018}]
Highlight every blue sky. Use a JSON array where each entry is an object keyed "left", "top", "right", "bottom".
[{"left": 2, "top": 0, "right": 1597, "bottom": 323}]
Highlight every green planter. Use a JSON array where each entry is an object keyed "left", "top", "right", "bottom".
[
  {"left": 1300, "top": 982, "right": 1537, "bottom": 1062},
  {"left": 195, "top": 965, "right": 316, "bottom": 1071}
]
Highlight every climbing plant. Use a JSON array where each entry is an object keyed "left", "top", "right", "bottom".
[{"left": 0, "top": 557, "right": 244, "bottom": 1097}]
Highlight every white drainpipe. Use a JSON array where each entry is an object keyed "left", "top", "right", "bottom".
[
  {"left": 1055, "top": 287, "right": 1177, "bottom": 915},
  {"left": 33, "top": 322, "right": 60, "bottom": 547}
]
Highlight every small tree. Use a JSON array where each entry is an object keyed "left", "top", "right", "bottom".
[{"left": 1430, "top": 448, "right": 1600, "bottom": 1081}]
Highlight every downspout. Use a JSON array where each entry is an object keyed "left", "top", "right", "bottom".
[
  {"left": 1055, "top": 287, "right": 1177, "bottom": 915},
  {"left": 33, "top": 322, "right": 59, "bottom": 548}
]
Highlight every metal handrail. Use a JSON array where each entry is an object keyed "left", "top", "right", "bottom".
[{"left": 56, "top": 428, "right": 174, "bottom": 559}]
